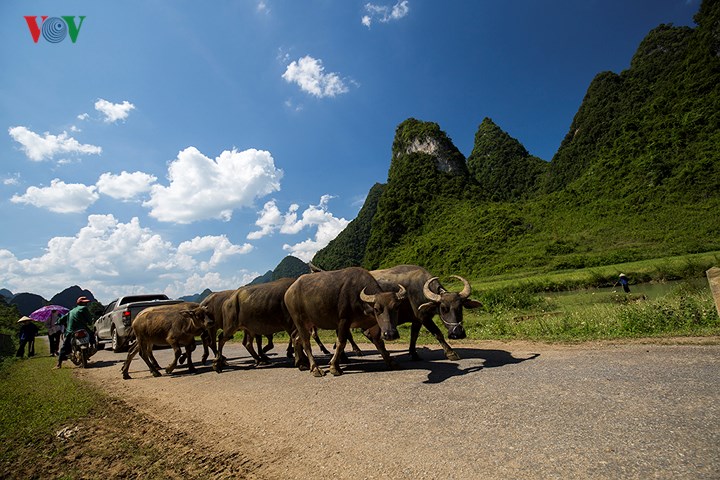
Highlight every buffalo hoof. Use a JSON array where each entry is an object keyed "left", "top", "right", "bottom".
[
  {"left": 410, "top": 352, "right": 422, "bottom": 361},
  {"left": 122, "top": 373, "right": 131, "bottom": 380},
  {"left": 151, "top": 370, "right": 162, "bottom": 377},
  {"left": 312, "top": 367, "right": 325, "bottom": 377},
  {"left": 212, "top": 362, "right": 223, "bottom": 373},
  {"left": 386, "top": 360, "right": 401, "bottom": 370},
  {"left": 329, "top": 365, "right": 343, "bottom": 376},
  {"left": 446, "top": 351, "right": 461, "bottom": 361}
]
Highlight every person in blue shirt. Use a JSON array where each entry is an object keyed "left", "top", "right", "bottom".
[
  {"left": 16, "top": 317, "right": 38, "bottom": 358},
  {"left": 618, "top": 273, "right": 630, "bottom": 293}
]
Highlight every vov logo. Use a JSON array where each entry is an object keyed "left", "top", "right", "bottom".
[{"left": 24, "top": 16, "right": 86, "bottom": 43}]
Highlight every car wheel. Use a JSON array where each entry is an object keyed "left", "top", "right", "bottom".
[{"left": 111, "top": 327, "right": 124, "bottom": 353}]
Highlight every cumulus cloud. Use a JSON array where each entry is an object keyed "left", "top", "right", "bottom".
[
  {"left": 8, "top": 126, "right": 102, "bottom": 162},
  {"left": 94, "top": 99, "right": 135, "bottom": 123},
  {"left": 363, "top": 1, "right": 410, "bottom": 28},
  {"left": 282, "top": 55, "right": 349, "bottom": 98},
  {"left": 248, "top": 196, "right": 349, "bottom": 261},
  {"left": 176, "top": 235, "right": 253, "bottom": 271},
  {"left": 11, "top": 179, "right": 99, "bottom": 213},
  {"left": 96, "top": 171, "right": 157, "bottom": 201},
  {"left": 144, "top": 146, "right": 282, "bottom": 223},
  {"left": 0, "top": 215, "right": 254, "bottom": 302}
]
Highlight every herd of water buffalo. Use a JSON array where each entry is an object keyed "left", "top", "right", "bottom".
[{"left": 120, "top": 264, "right": 481, "bottom": 379}]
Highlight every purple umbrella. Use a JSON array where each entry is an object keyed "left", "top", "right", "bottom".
[{"left": 29, "top": 305, "right": 69, "bottom": 322}]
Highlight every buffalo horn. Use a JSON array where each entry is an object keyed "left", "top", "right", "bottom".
[
  {"left": 423, "top": 277, "right": 443, "bottom": 303},
  {"left": 359, "top": 288, "right": 376, "bottom": 304},
  {"left": 451, "top": 275, "right": 472, "bottom": 299},
  {"left": 396, "top": 284, "right": 407, "bottom": 300}
]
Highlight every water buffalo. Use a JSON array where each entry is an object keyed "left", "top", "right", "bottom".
[
  {"left": 199, "top": 290, "right": 234, "bottom": 362},
  {"left": 121, "top": 302, "right": 212, "bottom": 379},
  {"left": 370, "top": 265, "right": 481, "bottom": 361},
  {"left": 214, "top": 277, "right": 298, "bottom": 372},
  {"left": 284, "top": 266, "right": 406, "bottom": 377}
]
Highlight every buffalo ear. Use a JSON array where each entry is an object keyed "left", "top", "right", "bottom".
[
  {"left": 418, "top": 302, "right": 437, "bottom": 315},
  {"left": 463, "top": 299, "right": 482, "bottom": 309}
]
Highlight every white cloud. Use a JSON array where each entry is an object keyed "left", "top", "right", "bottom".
[
  {"left": 363, "top": 1, "right": 410, "bottom": 28},
  {"left": 0, "top": 215, "right": 254, "bottom": 302},
  {"left": 176, "top": 235, "right": 253, "bottom": 271},
  {"left": 282, "top": 55, "right": 349, "bottom": 98},
  {"left": 96, "top": 171, "right": 157, "bottom": 201},
  {"left": 144, "top": 146, "right": 282, "bottom": 224},
  {"left": 2, "top": 174, "right": 20, "bottom": 186},
  {"left": 248, "top": 200, "right": 284, "bottom": 240},
  {"left": 257, "top": 1, "right": 270, "bottom": 14},
  {"left": 8, "top": 126, "right": 102, "bottom": 162},
  {"left": 163, "top": 271, "right": 257, "bottom": 300},
  {"left": 77, "top": 113, "right": 89, "bottom": 121},
  {"left": 11, "top": 179, "right": 98, "bottom": 213},
  {"left": 94, "top": 99, "right": 135, "bottom": 123},
  {"left": 282, "top": 195, "right": 350, "bottom": 261},
  {"left": 248, "top": 195, "right": 349, "bottom": 261}
]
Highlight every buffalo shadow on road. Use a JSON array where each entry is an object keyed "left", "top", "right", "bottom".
[{"left": 284, "top": 345, "right": 540, "bottom": 383}]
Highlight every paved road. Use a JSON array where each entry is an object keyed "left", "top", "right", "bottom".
[{"left": 81, "top": 340, "right": 720, "bottom": 479}]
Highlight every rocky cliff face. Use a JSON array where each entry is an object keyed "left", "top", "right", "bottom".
[
  {"left": 399, "top": 136, "right": 467, "bottom": 175},
  {"left": 391, "top": 118, "right": 469, "bottom": 176}
]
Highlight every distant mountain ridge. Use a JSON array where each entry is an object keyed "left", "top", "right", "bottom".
[
  {"left": 3, "top": 285, "right": 98, "bottom": 316},
  {"left": 313, "top": 0, "right": 720, "bottom": 275}
]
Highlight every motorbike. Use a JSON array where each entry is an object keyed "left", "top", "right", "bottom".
[{"left": 68, "top": 329, "right": 97, "bottom": 368}]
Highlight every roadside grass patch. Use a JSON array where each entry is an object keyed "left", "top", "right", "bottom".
[{"left": 461, "top": 281, "right": 720, "bottom": 342}]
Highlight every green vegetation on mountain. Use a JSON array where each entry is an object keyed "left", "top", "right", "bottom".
[
  {"left": 467, "top": 117, "right": 547, "bottom": 201},
  {"left": 313, "top": 0, "right": 720, "bottom": 278},
  {"left": 272, "top": 255, "right": 311, "bottom": 280}
]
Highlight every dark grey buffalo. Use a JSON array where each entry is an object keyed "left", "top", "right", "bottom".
[
  {"left": 121, "top": 302, "right": 212, "bottom": 379},
  {"left": 371, "top": 265, "right": 481, "bottom": 361},
  {"left": 214, "top": 277, "right": 297, "bottom": 372},
  {"left": 284, "top": 266, "right": 406, "bottom": 377},
  {"left": 198, "top": 289, "right": 234, "bottom": 362}
]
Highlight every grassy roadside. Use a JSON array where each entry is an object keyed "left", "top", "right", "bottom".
[
  {"left": 0, "top": 340, "right": 97, "bottom": 478},
  {"left": 0, "top": 341, "right": 248, "bottom": 479}
]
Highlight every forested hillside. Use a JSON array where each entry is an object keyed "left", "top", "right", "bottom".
[{"left": 313, "top": 0, "right": 720, "bottom": 276}]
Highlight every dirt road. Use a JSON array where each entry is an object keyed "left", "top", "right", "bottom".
[{"left": 79, "top": 339, "right": 720, "bottom": 479}]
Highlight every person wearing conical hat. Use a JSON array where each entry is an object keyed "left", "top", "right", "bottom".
[
  {"left": 618, "top": 273, "right": 630, "bottom": 293},
  {"left": 16, "top": 316, "right": 38, "bottom": 358}
]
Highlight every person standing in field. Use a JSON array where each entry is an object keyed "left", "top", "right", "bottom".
[
  {"left": 16, "top": 316, "right": 39, "bottom": 358},
  {"left": 46, "top": 309, "right": 64, "bottom": 357}
]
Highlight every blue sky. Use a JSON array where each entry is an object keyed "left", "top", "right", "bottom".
[{"left": 0, "top": 1, "right": 699, "bottom": 303}]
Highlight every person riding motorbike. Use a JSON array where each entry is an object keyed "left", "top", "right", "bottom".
[{"left": 53, "top": 296, "right": 96, "bottom": 369}]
